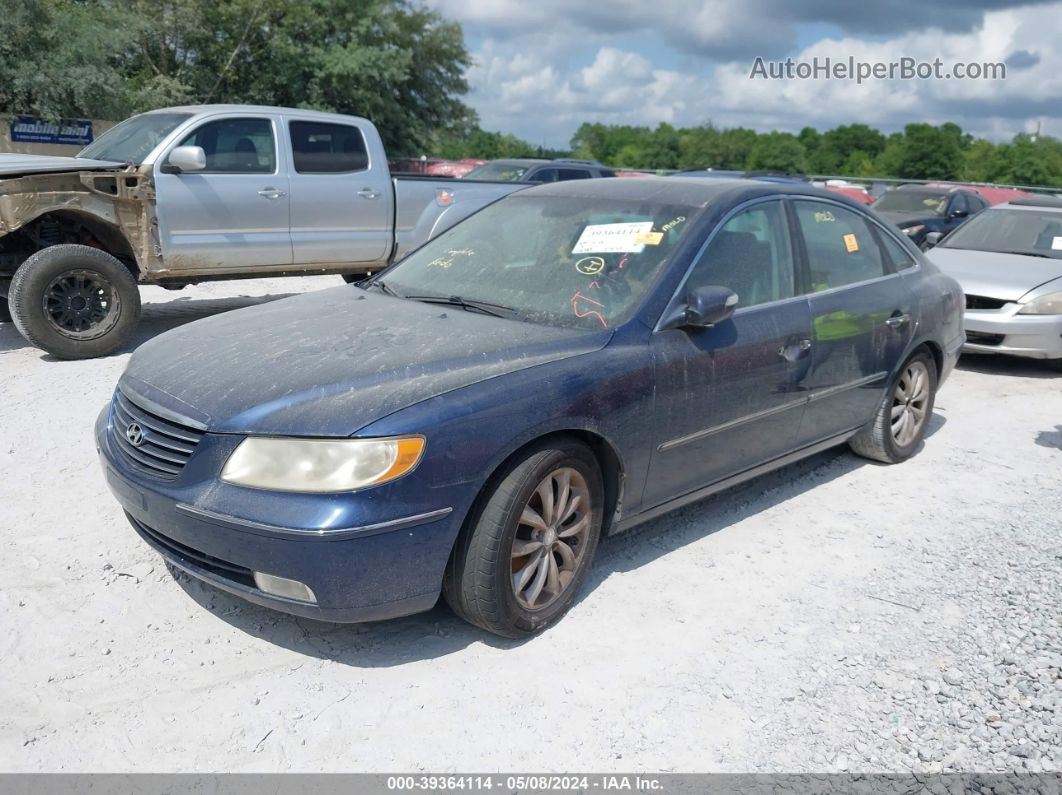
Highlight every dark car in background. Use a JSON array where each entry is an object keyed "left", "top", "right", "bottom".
[
  {"left": 871, "top": 185, "right": 989, "bottom": 247},
  {"left": 463, "top": 157, "right": 615, "bottom": 183},
  {"left": 97, "top": 178, "right": 963, "bottom": 638}
]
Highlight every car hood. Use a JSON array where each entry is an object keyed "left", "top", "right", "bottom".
[
  {"left": 120, "top": 286, "right": 611, "bottom": 436},
  {"left": 926, "top": 247, "right": 1062, "bottom": 301},
  {"left": 0, "top": 153, "right": 124, "bottom": 177}
]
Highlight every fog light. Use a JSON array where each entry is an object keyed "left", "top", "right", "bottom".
[{"left": 253, "top": 571, "right": 317, "bottom": 603}]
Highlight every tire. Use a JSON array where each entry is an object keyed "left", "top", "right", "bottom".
[
  {"left": 849, "top": 348, "right": 938, "bottom": 464},
  {"left": 9, "top": 244, "right": 141, "bottom": 359},
  {"left": 443, "top": 439, "right": 604, "bottom": 638},
  {"left": 0, "top": 295, "right": 10, "bottom": 323},
  {"left": 341, "top": 274, "right": 362, "bottom": 284}
]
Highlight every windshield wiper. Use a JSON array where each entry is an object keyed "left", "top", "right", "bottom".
[
  {"left": 363, "top": 279, "right": 401, "bottom": 297},
  {"left": 402, "top": 294, "right": 517, "bottom": 318}
]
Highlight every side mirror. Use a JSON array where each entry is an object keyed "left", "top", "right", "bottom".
[
  {"left": 683, "top": 285, "right": 739, "bottom": 328},
  {"left": 163, "top": 145, "right": 206, "bottom": 174},
  {"left": 923, "top": 231, "right": 944, "bottom": 248}
]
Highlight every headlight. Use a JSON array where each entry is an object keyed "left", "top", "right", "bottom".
[
  {"left": 902, "top": 225, "right": 925, "bottom": 236},
  {"left": 221, "top": 436, "right": 425, "bottom": 492},
  {"left": 1017, "top": 291, "right": 1062, "bottom": 315}
]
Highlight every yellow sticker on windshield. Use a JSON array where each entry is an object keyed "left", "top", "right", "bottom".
[
  {"left": 843, "top": 233, "right": 859, "bottom": 253},
  {"left": 634, "top": 231, "right": 664, "bottom": 246},
  {"left": 815, "top": 210, "right": 836, "bottom": 223},
  {"left": 575, "top": 256, "right": 605, "bottom": 275}
]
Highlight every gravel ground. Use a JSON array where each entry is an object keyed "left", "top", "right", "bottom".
[{"left": 0, "top": 276, "right": 1059, "bottom": 773}]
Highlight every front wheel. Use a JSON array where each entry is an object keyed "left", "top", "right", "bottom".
[
  {"left": 849, "top": 349, "right": 938, "bottom": 464},
  {"left": 443, "top": 439, "right": 603, "bottom": 638},
  {"left": 9, "top": 244, "right": 141, "bottom": 359}
]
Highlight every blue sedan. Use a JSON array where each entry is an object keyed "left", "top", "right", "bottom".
[{"left": 96, "top": 178, "right": 965, "bottom": 637}]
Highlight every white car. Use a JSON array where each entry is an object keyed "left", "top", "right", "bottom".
[{"left": 926, "top": 197, "right": 1062, "bottom": 370}]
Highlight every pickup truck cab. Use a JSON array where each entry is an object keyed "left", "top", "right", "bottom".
[{"left": 0, "top": 105, "right": 524, "bottom": 358}]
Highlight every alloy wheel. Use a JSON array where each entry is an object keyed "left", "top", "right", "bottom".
[
  {"left": 42, "top": 269, "right": 121, "bottom": 340},
  {"left": 891, "top": 360, "right": 930, "bottom": 447},
  {"left": 511, "top": 467, "right": 592, "bottom": 610}
]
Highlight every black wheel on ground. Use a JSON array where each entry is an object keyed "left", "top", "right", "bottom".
[
  {"left": 0, "top": 295, "right": 10, "bottom": 323},
  {"left": 9, "top": 244, "right": 141, "bottom": 359},
  {"left": 849, "top": 348, "right": 938, "bottom": 464},
  {"left": 443, "top": 438, "right": 604, "bottom": 638},
  {"left": 341, "top": 274, "right": 362, "bottom": 284}
]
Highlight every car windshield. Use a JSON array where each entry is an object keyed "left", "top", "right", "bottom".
[
  {"left": 873, "top": 190, "right": 949, "bottom": 215},
  {"left": 939, "top": 208, "right": 1062, "bottom": 259},
  {"left": 463, "top": 162, "right": 533, "bottom": 181},
  {"left": 78, "top": 112, "right": 192, "bottom": 164},
  {"left": 375, "top": 194, "right": 698, "bottom": 329}
]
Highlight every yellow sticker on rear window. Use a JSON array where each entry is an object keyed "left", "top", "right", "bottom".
[
  {"left": 634, "top": 231, "right": 664, "bottom": 245},
  {"left": 843, "top": 233, "right": 859, "bottom": 253}
]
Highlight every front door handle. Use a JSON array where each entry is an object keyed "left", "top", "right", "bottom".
[
  {"left": 257, "top": 187, "right": 286, "bottom": 199},
  {"left": 885, "top": 312, "right": 911, "bottom": 330},
  {"left": 779, "top": 338, "right": 812, "bottom": 362},
  {"left": 357, "top": 188, "right": 381, "bottom": 199}
]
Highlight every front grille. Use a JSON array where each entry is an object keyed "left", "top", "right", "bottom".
[
  {"left": 965, "top": 294, "right": 1008, "bottom": 310},
  {"left": 111, "top": 388, "right": 205, "bottom": 479},
  {"left": 965, "top": 331, "right": 1005, "bottom": 346},
  {"left": 129, "top": 515, "right": 255, "bottom": 588}
]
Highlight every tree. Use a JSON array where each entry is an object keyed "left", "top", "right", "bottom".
[
  {"left": 894, "top": 123, "right": 963, "bottom": 180},
  {"left": 1, "top": 0, "right": 474, "bottom": 154},
  {"left": 746, "top": 131, "right": 807, "bottom": 174}
]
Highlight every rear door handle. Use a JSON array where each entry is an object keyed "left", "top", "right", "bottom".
[
  {"left": 257, "top": 187, "right": 286, "bottom": 199},
  {"left": 357, "top": 188, "right": 381, "bottom": 199},
  {"left": 885, "top": 313, "right": 911, "bottom": 330}
]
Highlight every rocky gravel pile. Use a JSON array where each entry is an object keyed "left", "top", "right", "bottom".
[{"left": 756, "top": 502, "right": 1061, "bottom": 774}]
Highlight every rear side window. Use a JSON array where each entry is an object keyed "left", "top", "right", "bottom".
[
  {"left": 177, "top": 118, "right": 275, "bottom": 173},
  {"left": 880, "top": 232, "right": 917, "bottom": 271},
  {"left": 794, "top": 201, "right": 888, "bottom": 291},
  {"left": 290, "top": 121, "right": 368, "bottom": 173},
  {"left": 557, "top": 168, "right": 592, "bottom": 181}
]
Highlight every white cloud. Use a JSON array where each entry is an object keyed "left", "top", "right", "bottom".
[{"left": 431, "top": 1, "right": 1062, "bottom": 148}]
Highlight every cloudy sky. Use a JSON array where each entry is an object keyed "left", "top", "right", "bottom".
[{"left": 426, "top": 0, "right": 1062, "bottom": 148}]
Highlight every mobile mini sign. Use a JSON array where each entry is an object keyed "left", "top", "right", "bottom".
[{"left": 9, "top": 116, "right": 94, "bottom": 146}]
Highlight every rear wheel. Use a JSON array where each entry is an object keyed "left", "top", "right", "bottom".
[
  {"left": 849, "top": 349, "right": 937, "bottom": 464},
  {"left": 9, "top": 244, "right": 140, "bottom": 359},
  {"left": 443, "top": 439, "right": 603, "bottom": 638}
]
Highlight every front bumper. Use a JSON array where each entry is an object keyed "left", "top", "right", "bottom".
[
  {"left": 963, "top": 306, "right": 1062, "bottom": 360},
  {"left": 96, "top": 406, "right": 464, "bottom": 623}
]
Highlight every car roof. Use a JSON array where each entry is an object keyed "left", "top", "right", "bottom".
[
  {"left": 998, "top": 196, "right": 1062, "bottom": 210},
  {"left": 481, "top": 158, "right": 550, "bottom": 167},
  {"left": 515, "top": 176, "right": 862, "bottom": 210}
]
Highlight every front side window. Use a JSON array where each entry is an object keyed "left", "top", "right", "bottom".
[
  {"left": 687, "top": 201, "right": 795, "bottom": 309},
  {"left": 177, "top": 118, "right": 275, "bottom": 173},
  {"left": 377, "top": 195, "right": 698, "bottom": 329},
  {"left": 290, "top": 121, "right": 368, "bottom": 173},
  {"left": 795, "top": 201, "right": 888, "bottom": 291},
  {"left": 880, "top": 232, "right": 917, "bottom": 271}
]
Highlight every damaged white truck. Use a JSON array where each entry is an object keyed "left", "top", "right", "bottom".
[{"left": 0, "top": 105, "right": 524, "bottom": 358}]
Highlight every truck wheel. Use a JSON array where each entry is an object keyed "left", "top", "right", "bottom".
[
  {"left": 443, "top": 438, "right": 603, "bottom": 638},
  {"left": 849, "top": 349, "right": 938, "bottom": 464},
  {"left": 9, "top": 244, "right": 141, "bottom": 359}
]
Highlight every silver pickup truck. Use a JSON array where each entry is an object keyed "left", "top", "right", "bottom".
[{"left": 0, "top": 105, "right": 525, "bottom": 358}]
